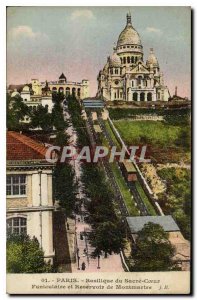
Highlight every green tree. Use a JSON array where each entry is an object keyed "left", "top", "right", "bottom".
[
  {"left": 7, "top": 94, "right": 30, "bottom": 131},
  {"left": 132, "top": 222, "right": 178, "bottom": 271},
  {"left": 53, "top": 163, "right": 77, "bottom": 216},
  {"left": 52, "top": 92, "right": 65, "bottom": 105},
  {"left": 7, "top": 234, "right": 52, "bottom": 273},
  {"left": 30, "top": 105, "right": 53, "bottom": 132},
  {"left": 54, "top": 131, "right": 70, "bottom": 148},
  {"left": 89, "top": 221, "right": 125, "bottom": 258}
]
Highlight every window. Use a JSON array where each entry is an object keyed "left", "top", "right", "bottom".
[
  {"left": 140, "top": 92, "right": 145, "bottom": 101},
  {"left": 147, "top": 92, "right": 152, "bottom": 101},
  {"left": 133, "top": 92, "right": 138, "bottom": 101},
  {"left": 7, "top": 217, "right": 27, "bottom": 235},
  {"left": 6, "top": 175, "right": 26, "bottom": 196}
]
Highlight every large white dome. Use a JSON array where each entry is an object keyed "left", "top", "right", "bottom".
[{"left": 117, "top": 14, "right": 142, "bottom": 47}]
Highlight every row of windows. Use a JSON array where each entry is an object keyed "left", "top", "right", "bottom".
[
  {"left": 113, "top": 92, "right": 153, "bottom": 101},
  {"left": 132, "top": 92, "right": 152, "bottom": 101},
  {"left": 121, "top": 56, "right": 139, "bottom": 64},
  {"left": 114, "top": 91, "right": 123, "bottom": 99},
  {"left": 52, "top": 87, "right": 81, "bottom": 96},
  {"left": 7, "top": 217, "right": 27, "bottom": 235},
  {"left": 28, "top": 105, "right": 49, "bottom": 112},
  {"left": 110, "top": 69, "right": 121, "bottom": 75},
  {"left": 6, "top": 175, "right": 26, "bottom": 196},
  {"left": 119, "top": 45, "right": 141, "bottom": 50}
]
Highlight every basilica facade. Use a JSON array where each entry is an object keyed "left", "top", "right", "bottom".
[{"left": 97, "top": 13, "right": 170, "bottom": 102}]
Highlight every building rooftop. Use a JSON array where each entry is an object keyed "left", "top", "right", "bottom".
[
  {"left": 59, "top": 73, "right": 67, "bottom": 80},
  {"left": 93, "top": 125, "right": 102, "bottom": 133},
  {"left": 7, "top": 131, "right": 49, "bottom": 161},
  {"left": 123, "top": 159, "right": 136, "bottom": 173},
  {"left": 82, "top": 99, "right": 105, "bottom": 108},
  {"left": 126, "top": 215, "right": 180, "bottom": 233}
]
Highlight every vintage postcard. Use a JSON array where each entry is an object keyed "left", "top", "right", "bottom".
[{"left": 6, "top": 6, "right": 191, "bottom": 295}]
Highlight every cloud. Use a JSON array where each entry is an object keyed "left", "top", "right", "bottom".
[
  {"left": 70, "top": 9, "right": 95, "bottom": 21},
  {"left": 146, "top": 27, "right": 162, "bottom": 34},
  {"left": 8, "top": 25, "right": 46, "bottom": 39}
]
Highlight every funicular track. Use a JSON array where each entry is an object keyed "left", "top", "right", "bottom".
[{"left": 97, "top": 116, "right": 149, "bottom": 216}]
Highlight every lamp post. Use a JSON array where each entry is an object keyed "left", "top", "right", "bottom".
[
  {"left": 97, "top": 255, "right": 100, "bottom": 269},
  {"left": 77, "top": 248, "right": 80, "bottom": 270}
]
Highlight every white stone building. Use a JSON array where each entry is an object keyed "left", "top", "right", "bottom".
[
  {"left": 97, "top": 13, "right": 170, "bottom": 102},
  {"left": 31, "top": 73, "right": 89, "bottom": 99},
  {"left": 6, "top": 131, "right": 55, "bottom": 263}
]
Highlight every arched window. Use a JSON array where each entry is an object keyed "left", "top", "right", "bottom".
[
  {"left": 66, "top": 87, "right": 70, "bottom": 96},
  {"left": 147, "top": 92, "right": 152, "bottom": 101},
  {"left": 131, "top": 81, "right": 134, "bottom": 87},
  {"left": 77, "top": 88, "right": 81, "bottom": 97},
  {"left": 140, "top": 92, "right": 145, "bottom": 101},
  {"left": 52, "top": 87, "right": 57, "bottom": 93},
  {"left": 120, "top": 57, "right": 123, "bottom": 64},
  {"left": 59, "top": 87, "right": 64, "bottom": 94},
  {"left": 123, "top": 57, "right": 126, "bottom": 64},
  {"left": 127, "top": 57, "right": 130, "bottom": 63},
  {"left": 7, "top": 217, "right": 27, "bottom": 235},
  {"left": 135, "top": 57, "right": 138, "bottom": 63},
  {"left": 131, "top": 56, "right": 134, "bottom": 63},
  {"left": 133, "top": 92, "right": 138, "bottom": 101},
  {"left": 45, "top": 104, "right": 49, "bottom": 111},
  {"left": 72, "top": 87, "right": 76, "bottom": 96},
  {"left": 114, "top": 92, "right": 116, "bottom": 99}
]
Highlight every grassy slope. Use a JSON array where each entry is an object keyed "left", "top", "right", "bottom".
[{"left": 113, "top": 120, "right": 181, "bottom": 146}]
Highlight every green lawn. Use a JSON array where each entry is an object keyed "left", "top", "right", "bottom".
[
  {"left": 111, "top": 163, "right": 139, "bottom": 216},
  {"left": 113, "top": 120, "right": 182, "bottom": 147},
  {"left": 135, "top": 181, "right": 157, "bottom": 216}
]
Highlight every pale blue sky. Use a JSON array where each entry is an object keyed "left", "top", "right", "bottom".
[{"left": 7, "top": 6, "right": 191, "bottom": 97}]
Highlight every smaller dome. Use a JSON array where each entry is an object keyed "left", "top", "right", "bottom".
[
  {"left": 11, "top": 91, "right": 20, "bottom": 98},
  {"left": 109, "top": 51, "right": 121, "bottom": 67},
  {"left": 147, "top": 48, "right": 159, "bottom": 66},
  {"left": 22, "top": 85, "right": 30, "bottom": 92}
]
